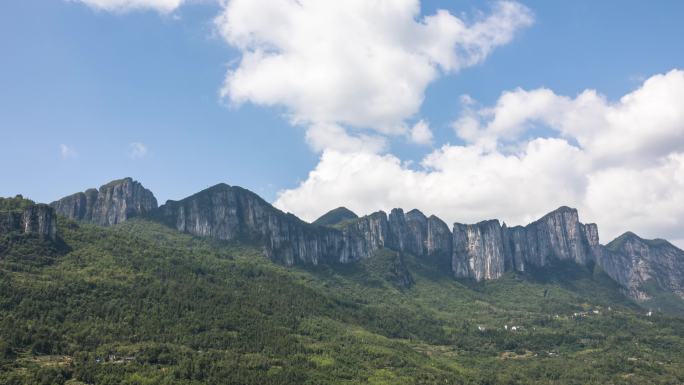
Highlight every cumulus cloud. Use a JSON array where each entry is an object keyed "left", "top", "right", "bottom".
[
  {"left": 60, "top": 144, "right": 78, "bottom": 159},
  {"left": 455, "top": 69, "right": 684, "bottom": 162},
  {"left": 276, "top": 70, "right": 684, "bottom": 245},
  {"left": 276, "top": 140, "right": 589, "bottom": 228},
  {"left": 584, "top": 153, "right": 684, "bottom": 244},
  {"left": 68, "top": 0, "right": 683, "bottom": 246},
  {"left": 69, "top": 0, "right": 186, "bottom": 13},
  {"left": 409, "top": 120, "right": 434, "bottom": 145},
  {"left": 305, "top": 123, "right": 387, "bottom": 154},
  {"left": 128, "top": 142, "right": 148, "bottom": 159},
  {"left": 216, "top": 0, "right": 533, "bottom": 146}
]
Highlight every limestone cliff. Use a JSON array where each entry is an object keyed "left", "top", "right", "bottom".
[
  {"left": 0, "top": 197, "right": 57, "bottom": 241},
  {"left": 338, "top": 211, "right": 389, "bottom": 263},
  {"left": 45, "top": 179, "right": 684, "bottom": 304},
  {"left": 597, "top": 232, "right": 684, "bottom": 301},
  {"left": 451, "top": 207, "right": 601, "bottom": 281},
  {"left": 516, "top": 207, "right": 596, "bottom": 267},
  {"left": 426, "top": 215, "right": 453, "bottom": 259},
  {"left": 151, "top": 185, "right": 611, "bottom": 288},
  {"left": 452, "top": 220, "right": 506, "bottom": 281},
  {"left": 154, "top": 184, "right": 395, "bottom": 265},
  {"left": 51, "top": 178, "right": 157, "bottom": 226},
  {"left": 153, "top": 184, "right": 452, "bottom": 268}
]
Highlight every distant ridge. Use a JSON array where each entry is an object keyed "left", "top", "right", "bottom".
[
  {"left": 43, "top": 177, "right": 684, "bottom": 307},
  {"left": 313, "top": 207, "right": 358, "bottom": 226}
]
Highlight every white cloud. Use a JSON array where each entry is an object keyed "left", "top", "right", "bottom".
[
  {"left": 217, "top": 0, "right": 533, "bottom": 146},
  {"left": 276, "top": 139, "right": 588, "bottom": 228},
  {"left": 276, "top": 70, "right": 684, "bottom": 245},
  {"left": 68, "top": 0, "right": 683, "bottom": 246},
  {"left": 409, "top": 120, "right": 433, "bottom": 145},
  {"left": 60, "top": 144, "right": 78, "bottom": 159},
  {"left": 70, "top": 0, "right": 186, "bottom": 13},
  {"left": 305, "top": 123, "right": 387, "bottom": 154},
  {"left": 455, "top": 69, "right": 684, "bottom": 163},
  {"left": 128, "top": 142, "right": 148, "bottom": 159},
  {"left": 584, "top": 153, "right": 684, "bottom": 243}
]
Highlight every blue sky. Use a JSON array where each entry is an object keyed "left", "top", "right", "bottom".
[{"left": 1, "top": 0, "right": 683, "bottom": 244}]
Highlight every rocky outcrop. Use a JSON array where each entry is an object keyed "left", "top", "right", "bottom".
[
  {"left": 404, "top": 210, "right": 428, "bottom": 256},
  {"left": 0, "top": 199, "right": 57, "bottom": 241},
  {"left": 451, "top": 207, "right": 601, "bottom": 281},
  {"left": 597, "top": 232, "right": 684, "bottom": 301},
  {"left": 313, "top": 207, "right": 358, "bottom": 226},
  {"left": 515, "top": 207, "right": 596, "bottom": 267},
  {"left": 41, "top": 178, "right": 684, "bottom": 304},
  {"left": 153, "top": 184, "right": 456, "bottom": 268},
  {"left": 452, "top": 220, "right": 506, "bottom": 281},
  {"left": 152, "top": 184, "right": 613, "bottom": 285},
  {"left": 155, "top": 183, "right": 332, "bottom": 265},
  {"left": 388, "top": 208, "right": 424, "bottom": 256},
  {"left": 154, "top": 184, "right": 393, "bottom": 265},
  {"left": 426, "top": 215, "right": 453, "bottom": 259},
  {"left": 51, "top": 178, "right": 157, "bottom": 226},
  {"left": 339, "top": 211, "right": 390, "bottom": 263}
]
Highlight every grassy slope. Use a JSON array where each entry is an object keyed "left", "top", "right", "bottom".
[{"left": 0, "top": 218, "right": 682, "bottom": 385}]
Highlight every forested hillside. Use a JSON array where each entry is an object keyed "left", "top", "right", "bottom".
[{"left": 0, "top": 216, "right": 682, "bottom": 385}]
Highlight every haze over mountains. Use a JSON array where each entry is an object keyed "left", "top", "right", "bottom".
[{"left": 35, "top": 177, "right": 683, "bottom": 312}]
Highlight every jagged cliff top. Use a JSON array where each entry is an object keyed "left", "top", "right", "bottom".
[{"left": 48, "top": 177, "right": 680, "bottom": 255}]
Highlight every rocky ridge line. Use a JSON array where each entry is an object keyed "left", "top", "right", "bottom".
[
  {"left": 50, "top": 177, "right": 157, "bottom": 226},
  {"left": 47, "top": 178, "right": 684, "bottom": 303}
]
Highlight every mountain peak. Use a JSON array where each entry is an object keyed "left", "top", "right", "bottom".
[
  {"left": 51, "top": 177, "right": 157, "bottom": 226},
  {"left": 100, "top": 177, "right": 134, "bottom": 189},
  {"left": 544, "top": 206, "right": 578, "bottom": 217},
  {"left": 208, "top": 182, "right": 231, "bottom": 190},
  {"left": 313, "top": 207, "right": 359, "bottom": 226},
  {"left": 608, "top": 231, "right": 675, "bottom": 251}
]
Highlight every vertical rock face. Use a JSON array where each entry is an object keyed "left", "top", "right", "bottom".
[
  {"left": 452, "top": 220, "right": 506, "bottom": 281},
  {"left": 597, "top": 232, "right": 684, "bottom": 301},
  {"left": 426, "top": 215, "right": 453, "bottom": 258},
  {"left": 503, "top": 225, "right": 526, "bottom": 272},
  {"left": 37, "top": 178, "right": 684, "bottom": 303},
  {"left": 388, "top": 208, "right": 427, "bottom": 256},
  {"left": 521, "top": 207, "right": 594, "bottom": 267},
  {"left": 154, "top": 184, "right": 451, "bottom": 267},
  {"left": 154, "top": 184, "right": 395, "bottom": 266},
  {"left": 51, "top": 178, "right": 157, "bottom": 226},
  {"left": 0, "top": 199, "right": 57, "bottom": 241},
  {"left": 151, "top": 185, "right": 612, "bottom": 287},
  {"left": 50, "top": 189, "right": 98, "bottom": 223},
  {"left": 405, "top": 209, "right": 429, "bottom": 256},
  {"left": 339, "top": 211, "right": 389, "bottom": 262},
  {"left": 21, "top": 204, "right": 58, "bottom": 241},
  {"left": 584, "top": 223, "right": 600, "bottom": 248},
  {"left": 450, "top": 207, "right": 602, "bottom": 281},
  {"left": 156, "top": 184, "right": 332, "bottom": 265}
]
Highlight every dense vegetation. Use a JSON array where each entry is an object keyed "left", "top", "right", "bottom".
[
  {"left": 0, "top": 217, "right": 682, "bottom": 384},
  {"left": 0, "top": 196, "right": 35, "bottom": 212}
]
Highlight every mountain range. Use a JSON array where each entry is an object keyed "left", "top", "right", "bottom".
[
  {"left": 2, "top": 177, "right": 684, "bottom": 384},
  {"left": 32, "top": 177, "right": 681, "bottom": 311}
]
